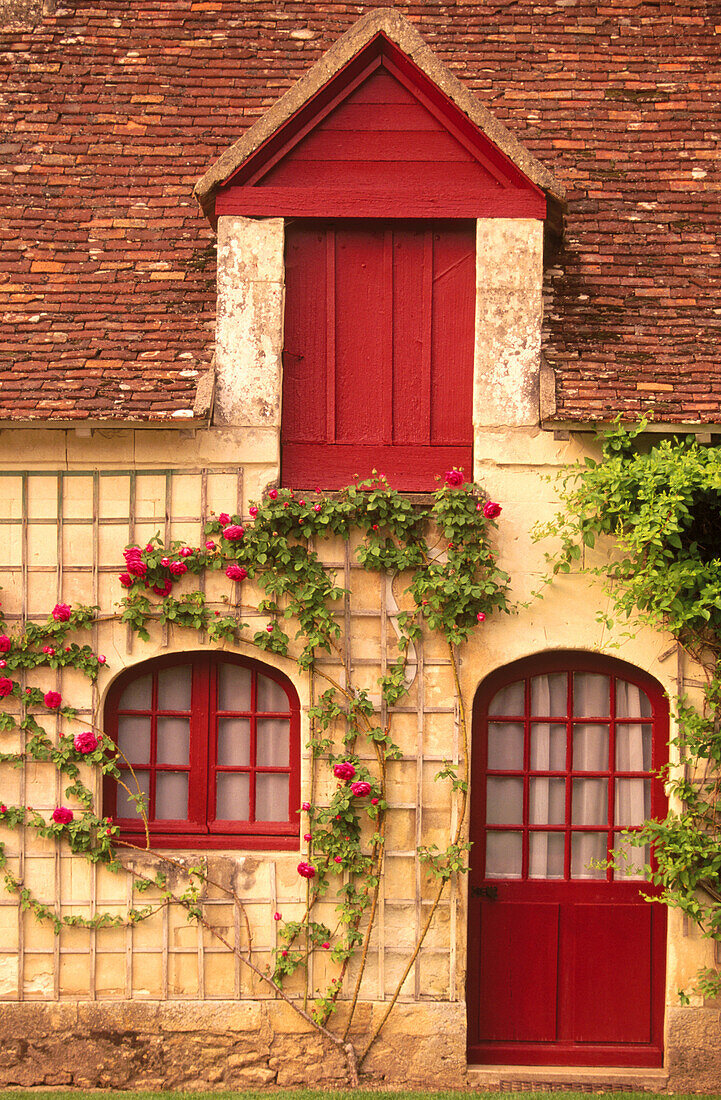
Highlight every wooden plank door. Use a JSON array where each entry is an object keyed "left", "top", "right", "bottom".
[{"left": 467, "top": 652, "right": 668, "bottom": 1067}]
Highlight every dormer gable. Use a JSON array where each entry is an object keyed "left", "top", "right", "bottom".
[{"left": 195, "top": 9, "right": 564, "bottom": 225}]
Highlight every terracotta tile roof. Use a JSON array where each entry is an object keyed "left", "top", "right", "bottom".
[{"left": 0, "top": 1, "right": 719, "bottom": 424}]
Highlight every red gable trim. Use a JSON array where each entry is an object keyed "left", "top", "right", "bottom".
[{"left": 215, "top": 34, "right": 546, "bottom": 221}]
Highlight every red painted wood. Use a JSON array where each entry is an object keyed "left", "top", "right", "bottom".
[
  {"left": 215, "top": 34, "right": 547, "bottom": 222},
  {"left": 467, "top": 651, "right": 668, "bottom": 1068},
  {"left": 281, "top": 219, "right": 475, "bottom": 490},
  {"left": 104, "top": 652, "right": 301, "bottom": 849}
]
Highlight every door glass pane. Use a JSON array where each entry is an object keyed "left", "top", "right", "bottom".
[
  {"left": 615, "top": 778, "right": 650, "bottom": 826},
  {"left": 217, "top": 718, "right": 251, "bottom": 766},
  {"left": 573, "top": 724, "right": 609, "bottom": 771},
  {"left": 529, "top": 832, "right": 565, "bottom": 878},
  {"left": 117, "top": 716, "right": 151, "bottom": 764},
  {"left": 616, "top": 725, "right": 652, "bottom": 771},
  {"left": 612, "top": 835, "right": 650, "bottom": 880},
  {"left": 486, "top": 831, "right": 522, "bottom": 878},
  {"left": 156, "top": 717, "right": 190, "bottom": 765},
  {"left": 573, "top": 673, "right": 610, "bottom": 717},
  {"left": 572, "top": 778, "right": 608, "bottom": 825},
  {"left": 215, "top": 773, "right": 250, "bottom": 820},
  {"left": 218, "top": 663, "right": 251, "bottom": 712},
  {"left": 257, "top": 674, "right": 289, "bottom": 713},
  {"left": 119, "top": 675, "right": 151, "bottom": 710},
  {"left": 117, "top": 770, "right": 150, "bottom": 819},
  {"left": 529, "top": 778, "right": 566, "bottom": 825},
  {"left": 488, "top": 681, "right": 524, "bottom": 717},
  {"left": 616, "top": 680, "right": 652, "bottom": 718},
  {"left": 571, "top": 832, "right": 607, "bottom": 878},
  {"left": 256, "top": 719, "right": 290, "bottom": 767},
  {"left": 486, "top": 778, "right": 523, "bottom": 824},
  {"left": 155, "top": 773, "right": 188, "bottom": 819},
  {"left": 530, "top": 723, "right": 566, "bottom": 770},
  {"left": 488, "top": 723, "right": 523, "bottom": 770},
  {"left": 531, "top": 673, "right": 567, "bottom": 716},
  {"left": 157, "top": 665, "right": 191, "bottom": 711},
  {"left": 255, "top": 774, "right": 289, "bottom": 821}
]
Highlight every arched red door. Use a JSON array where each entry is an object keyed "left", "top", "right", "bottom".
[{"left": 467, "top": 652, "right": 668, "bottom": 1067}]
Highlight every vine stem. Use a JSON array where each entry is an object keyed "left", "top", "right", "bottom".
[{"left": 357, "top": 641, "right": 469, "bottom": 1067}]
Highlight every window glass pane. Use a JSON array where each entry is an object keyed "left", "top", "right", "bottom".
[
  {"left": 215, "top": 773, "right": 250, "bottom": 820},
  {"left": 529, "top": 832, "right": 565, "bottom": 878},
  {"left": 119, "top": 675, "right": 151, "bottom": 711},
  {"left": 616, "top": 680, "right": 652, "bottom": 718},
  {"left": 485, "top": 831, "right": 522, "bottom": 878},
  {"left": 257, "top": 673, "right": 289, "bottom": 713},
  {"left": 571, "top": 832, "right": 607, "bottom": 878},
  {"left": 530, "top": 723, "right": 566, "bottom": 770},
  {"left": 486, "top": 778, "right": 523, "bottom": 825},
  {"left": 117, "top": 770, "right": 150, "bottom": 820},
  {"left": 616, "top": 725, "right": 652, "bottom": 771},
  {"left": 487, "top": 723, "right": 523, "bottom": 770},
  {"left": 529, "top": 778, "right": 566, "bottom": 825},
  {"left": 615, "top": 778, "right": 650, "bottom": 826},
  {"left": 573, "top": 673, "right": 610, "bottom": 717},
  {"left": 573, "top": 724, "right": 609, "bottom": 771},
  {"left": 255, "top": 774, "right": 289, "bottom": 821},
  {"left": 218, "top": 663, "right": 252, "bottom": 712},
  {"left": 217, "top": 718, "right": 251, "bottom": 766},
  {"left": 256, "top": 719, "right": 290, "bottom": 767},
  {"left": 155, "top": 773, "right": 188, "bottom": 820},
  {"left": 572, "top": 778, "right": 608, "bottom": 825},
  {"left": 612, "top": 835, "right": 650, "bottom": 880},
  {"left": 488, "top": 681, "right": 524, "bottom": 717},
  {"left": 156, "top": 717, "right": 190, "bottom": 765},
  {"left": 157, "top": 665, "right": 191, "bottom": 711},
  {"left": 117, "top": 717, "right": 151, "bottom": 764},
  {"left": 531, "top": 673, "right": 567, "bottom": 716}
]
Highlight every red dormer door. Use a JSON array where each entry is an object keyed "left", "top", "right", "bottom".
[{"left": 281, "top": 218, "right": 476, "bottom": 490}]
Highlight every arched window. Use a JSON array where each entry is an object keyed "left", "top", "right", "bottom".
[{"left": 103, "top": 653, "right": 301, "bottom": 849}]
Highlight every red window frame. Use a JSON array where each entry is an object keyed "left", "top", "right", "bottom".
[
  {"left": 471, "top": 650, "right": 669, "bottom": 882},
  {"left": 103, "top": 652, "right": 301, "bottom": 850}
]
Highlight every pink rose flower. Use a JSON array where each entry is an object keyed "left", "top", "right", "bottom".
[
  {"left": 222, "top": 525, "right": 245, "bottom": 541},
  {"left": 44, "top": 690, "right": 62, "bottom": 709},
  {"left": 249, "top": 506, "right": 258, "bottom": 518},
  {"left": 160, "top": 557, "right": 170, "bottom": 568},
  {"left": 301, "top": 801, "right": 311, "bottom": 812},
  {"left": 123, "top": 546, "right": 142, "bottom": 561},
  {"left": 268, "top": 489, "right": 278, "bottom": 500},
  {"left": 169, "top": 560, "right": 187, "bottom": 576},
  {"left": 273, "top": 911, "right": 282, "bottom": 921},
  {"left": 218, "top": 513, "right": 230, "bottom": 525},
  {"left": 297, "top": 861, "right": 316, "bottom": 879},
  {"left": 0, "top": 660, "right": 6, "bottom": 669},
  {"left": 333, "top": 761, "right": 356, "bottom": 781},
  {"left": 0, "top": 635, "right": 11, "bottom": 653},
  {"left": 334, "top": 855, "right": 343, "bottom": 864},
  {"left": 98, "top": 655, "right": 107, "bottom": 664},
  {"left": 179, "top": 546, "right": 193, "bottom": 558},
  {"left": 52, "top": 807, "right": 73, "bottom": 825},
  {"left": 322, "top": 942, "right": 330, "bottom": 949},
  {"left": 303, "top": 832, "right": 312, "bottom": 841},
  {"left": 0, "top": 804, "right": 6, "bottom": 814},
  {"left": 119, "top": 573, "right": 133, "bottom": 588},
  {"left": 371, "top": 797, "right": 379, "bottom": 806},
  {"left": 225, "top": 564, "right": 248, "bottom": 582},
  {"left": 127, "top": 560, "right": 147, "bottom": 577},
  {"left": 74, "top": 730, "right": 98, "bottom": 754},
  {"left": 266, "top": 624, "right": 274, "bottom": 633},
  {"left": 313, "top": 503, "right": 322, "bottom": 513},
  {"left": 350, "top": 781, "right": 372, "bottom": 798},
  {"left": 483, "top": 501, "right": 502, "bottom": 519},
  {"left": 153, "top": 580, "right": 173, "bottom": 596},
  {"left": 145, "top": 544, "right": 154, "bottom": 552},
  {"left": 0, "top": 677, "right": 13, "bottom": 697},
  {"left": 42, "top": 646, "right": 55, "bottom": 655},
  {"left": 52, "top": 603, "right": 71, "bottom": 622},
  {"left": 204, "top": 540, "right": 216, "bottom": 550},
  {"left": 477, "top": 611, "right": 486, "bottom": 622},
  {"left": 444, "top": 469, "right": 464, "bottom": 487}
]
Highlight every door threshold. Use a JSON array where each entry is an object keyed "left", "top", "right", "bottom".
[{"left": 467, "top": 1064, "right": 669, "bottom": 1093}]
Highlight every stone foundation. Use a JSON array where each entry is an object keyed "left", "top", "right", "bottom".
[
  {"left": 0, "top": 999, "right": 467, "bottom": 1089},
  {"left": 665, "top": 1005, "right": 721, "bottom": 1092}
]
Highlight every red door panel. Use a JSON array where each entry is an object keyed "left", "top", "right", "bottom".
[
  {"left": 467, "top": 652, "right": 668, "bottom": 1068},
  {"left": 476, "top": 901, "right": 560, "bottom": 1042}
]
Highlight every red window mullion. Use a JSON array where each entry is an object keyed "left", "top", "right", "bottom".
[
  {"left": 521, "top": 676, "right": 530, "bottom": 880},
  {"left": 607, "top": 676, "right": 617, "bottom": 881},
  {"left": 148, "top": 670, "right": 158, "bottom": 820},
  {"left": 249, "top": 668, "right": 258, "bottom": 823},
  {"left": 188, "top": 656, "right": 210, "bottom": 831},
  {"left": 564, "top": 670, "right": 573, "bottom": 880}
]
